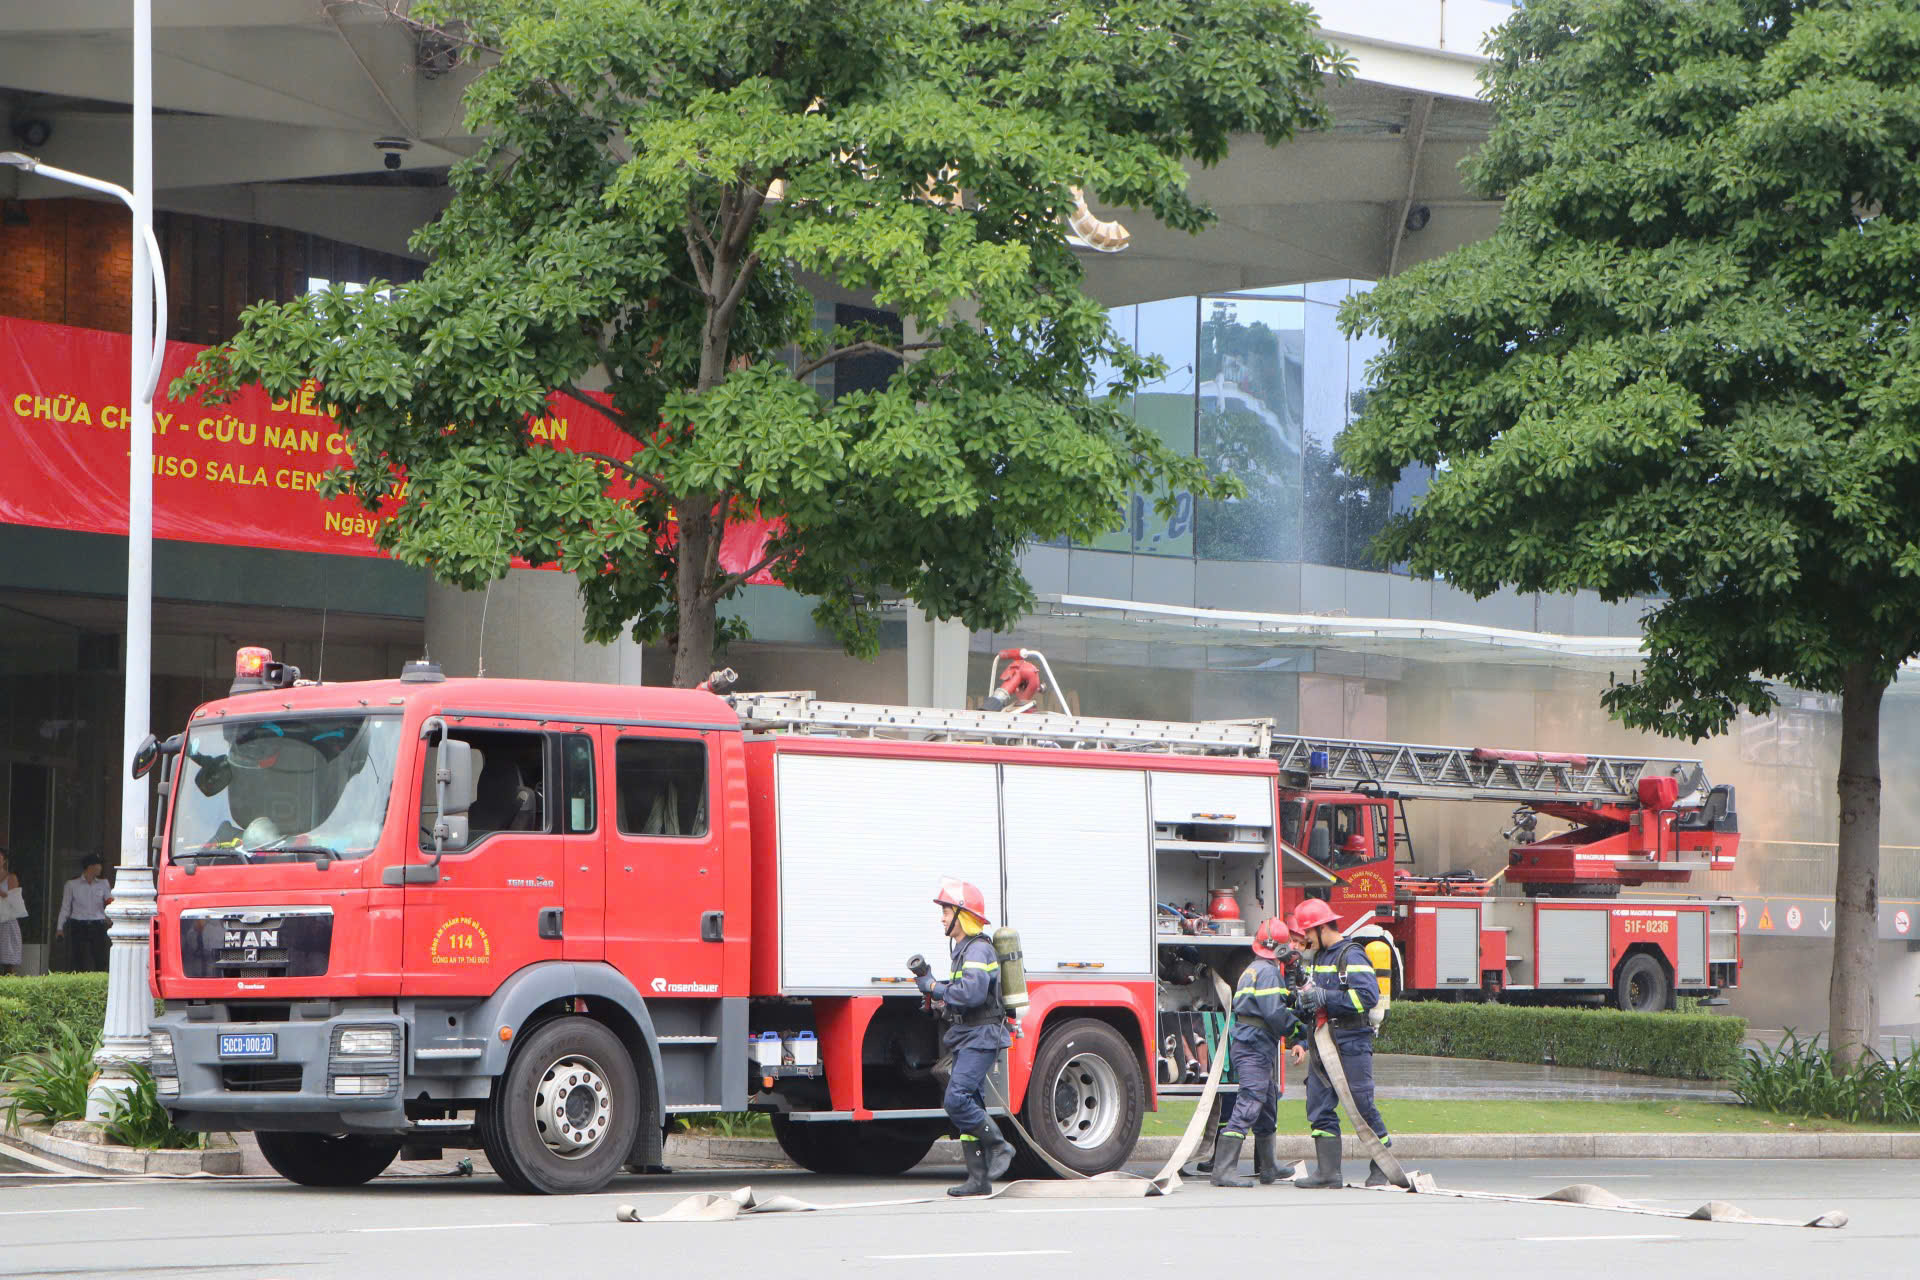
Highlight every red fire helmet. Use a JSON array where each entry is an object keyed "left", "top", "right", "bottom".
[
  {"left": 933, "top": 877, "right": 989, "bottom": 923},
  {"left": 1290, "top": 898, "right": 1339, "bottom": 935},
  {"left": 1339, "top": 834, "right": 1369, "bottom": 855},
  {"left": 1251, "top": 917, "right": 1290, "bottom": 959}
]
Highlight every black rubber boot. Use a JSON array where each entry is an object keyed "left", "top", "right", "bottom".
[
  {"left": 1254, "top": 1133, "right": 1293, "bottom": 1184},
  {"left": 947, "top": 1132, "right": 993, "bottom": 1198},
  {"left": 1365, "top": 1157, "right": 1392, "bottom": 1187},
  {"left": 983, "top": 1118, "right": 1014, "bottom": 1181},
  {"left": 1294, "top": 1136, "right": 1344, "bottom": 1188},
  {"left": 1208, "top": 1130, "right": 1251, "bottom": 1187}
]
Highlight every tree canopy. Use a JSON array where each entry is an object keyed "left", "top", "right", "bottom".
[
  {"left": 176, "top": 0, "right": 1347, "bottom": 685},
  {"left": 1340, "top": 0, "right": 1920, "bottom": 1062}
]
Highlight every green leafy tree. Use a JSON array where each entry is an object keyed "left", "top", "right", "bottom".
[
  {"left": 1340, "top": 0, "right": 1920, "bottom": 1066},
  {"left": 175, "top": 0, "right": 1346, "bottom": 686}
]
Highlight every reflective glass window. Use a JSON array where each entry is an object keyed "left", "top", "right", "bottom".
[{"left": 1195, "top": 296, "right": 1305, "bottom": 562}]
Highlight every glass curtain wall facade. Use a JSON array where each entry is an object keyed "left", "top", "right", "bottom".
[{"left": 1084, "top": 281, "right": 1427, "bottom": 572}]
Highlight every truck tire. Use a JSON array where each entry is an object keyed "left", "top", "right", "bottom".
[
  {"left": 1614, "top": 953, "right": 1670, "bottom": 1014},
  {"left": 255, "top": 1132, "right": 401, "bottom": 1187},
  {"left": 478, "top": 1016, "right": 642, "bottom": 1194},
  {"left": 769, "top": 1116, "right": 938, "bottom": 1175},
  {"left": 1017, "top": 1018, "right": 1144, "bottom": 1177}
]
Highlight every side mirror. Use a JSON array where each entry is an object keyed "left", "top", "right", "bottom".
[
  {"left": 441, "top": 739, "right": 476, "bottom": 816},
  {"left": 131, "top": 734, "right": 160, "bottom": 779},
  {"left": 436, "top": 813, "right": 470, "bottom": 851}
]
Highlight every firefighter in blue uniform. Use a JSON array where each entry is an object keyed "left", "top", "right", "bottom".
[
  {"left": 1289, "top": 898, "right": 1390, "bottom": 1187},
  {"left": 1209, "top": 917, "right": 1308, "bottom": 1186},
  {"left": 909, "top": 877, "right": 1015, "bottom": 1197}
]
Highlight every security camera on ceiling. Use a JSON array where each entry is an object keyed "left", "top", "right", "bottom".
[
  {"left": 10, "top": 119, "right": 51, "bottom": 149},
  {"left": 374, "top": 136, "right": 413, "bottom": 171}
]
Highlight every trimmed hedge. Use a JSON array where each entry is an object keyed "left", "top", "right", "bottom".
[
  {"left": 0, "top": 974, "right": 111, "bottom": 1061},
  {"left": 1375, "top": 1001, "right": 1747, "bottom": 1080}
]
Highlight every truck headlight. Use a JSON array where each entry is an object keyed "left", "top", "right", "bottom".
[{"left": 336, "top": 1027, "right": 399, "bottom": 1057}]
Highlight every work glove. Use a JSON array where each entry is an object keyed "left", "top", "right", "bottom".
[
  {"left": 1294, "top": 985, "right": 1326, "bottom": 1014},
  {"left": 914, "top": 972, "right": 937, "bottom": 997}
]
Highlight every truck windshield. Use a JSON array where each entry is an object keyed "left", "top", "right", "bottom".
[{"left": 169, "top": 714, "right": 403, "bottom": 865}]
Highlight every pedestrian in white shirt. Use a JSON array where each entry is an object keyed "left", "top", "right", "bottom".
[
  {"left": 57, "top": 855, "right": 112, "bottom": 972},
  {"left": 0, "top": 846, "right": 25, "bottom": 975}
]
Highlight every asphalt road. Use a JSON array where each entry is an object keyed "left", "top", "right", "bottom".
[{"left": 0, "top": 1158, "right": 1910, "bottom": 1279}]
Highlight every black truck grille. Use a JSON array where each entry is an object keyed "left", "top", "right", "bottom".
[
  {"left": 220, "top": 1064, "right": 303, "bottom": 1092},
  {"left": 179, "top": 912, "right": 330, "bottom": 979}
]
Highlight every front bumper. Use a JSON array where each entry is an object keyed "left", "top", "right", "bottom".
[{"left": 151, "top": 1005, "right": 408, "bottom": 1134}]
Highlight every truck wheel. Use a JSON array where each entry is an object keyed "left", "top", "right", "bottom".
[
  {"left": 255, "top": 1132, "right": 401, "bottom": 1187},
  {"left": 478, "top": 1016, "right": 642, "bottom": 1194},
  {"left": 770, "top": 1117, "right": 937, "bottom": 1175},
  {"left": 1615, "top": 953, "right": 1670, "bottom": 1013},
  {"left": 1017, "top": 1018, "right": 1144, "bottom": 1177}
]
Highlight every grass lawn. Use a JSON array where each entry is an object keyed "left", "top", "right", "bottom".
[{"left": 1141, "top": 1098, "right": 1913, "bottom": 1136}]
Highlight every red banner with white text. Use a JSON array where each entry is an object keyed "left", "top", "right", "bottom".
[{"left": 0, "top": 315, "right": 777, "bottom": 577}]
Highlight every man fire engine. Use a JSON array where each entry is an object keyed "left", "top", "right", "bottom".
[{"left": 134, "top": 646, "right": 1739, "bottom": 1194}]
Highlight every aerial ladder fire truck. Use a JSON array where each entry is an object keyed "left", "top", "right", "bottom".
[
  {"left": 1262, "top": 734, "right": 1742, "bottom": 1014},
  {"left": 136, "top": 645, "right": 1738, "bottom": 1195}
]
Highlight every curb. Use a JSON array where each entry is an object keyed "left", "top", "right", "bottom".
[
  {"left": 679, "top": 1131, "right": 1920, "bottom": 1166},
  {"left": 2, "top": 1120, "right": 242, "bottom": 1175}
]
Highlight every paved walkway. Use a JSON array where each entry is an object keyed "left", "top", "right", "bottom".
[{"left": 1375, "top": 1054, "right": 1737, "bottom": 1103}]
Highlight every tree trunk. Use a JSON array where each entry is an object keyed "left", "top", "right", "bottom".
[
  {"left": 671, "top": 506, "right": 718, "bottom": 688},
  {"left": 1828, "top": 662, "right": 1883, "bottom": 1071}
]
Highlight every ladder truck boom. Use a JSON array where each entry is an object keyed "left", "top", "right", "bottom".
[{"left": 1267, "top": 734, "right": 1707, "bottom": 805}]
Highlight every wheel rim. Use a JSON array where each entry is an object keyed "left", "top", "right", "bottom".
[
  {"left": 1048, "top": 1050, "right": 1122, "bottom": 1150},
  {"left": 532, "top": 1053, "right": 613, "bottom": 1160}
]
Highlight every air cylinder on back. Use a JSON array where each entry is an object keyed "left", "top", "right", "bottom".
[{"left": 993, "top": 927, "right": 1029, "bottom": 1019}]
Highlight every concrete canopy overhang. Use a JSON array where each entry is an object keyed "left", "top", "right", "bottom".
[{"left": 0, "top": 0, "right": 1505, "bottom": 288}]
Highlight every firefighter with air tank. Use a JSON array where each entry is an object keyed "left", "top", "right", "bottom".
[
  {"left": 1207, "top": 915, "right": 1309, "bottom": 1187},
  {"left": 1290, "top": 898, "right": 1394, "bottom": 1188},
  {"left": 908, "top": 877, "right": 1019, "bottom": 1197}
]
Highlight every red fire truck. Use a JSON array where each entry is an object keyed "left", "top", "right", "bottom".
[
  {"left": 1263, "top": 738, "right": 1742, "bottom": 1014},
  {"left": 141, "top": 649, "right": 1738, "bottom": 1194}
]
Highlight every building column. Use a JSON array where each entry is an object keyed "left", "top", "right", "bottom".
[
  {"left": 424, "top": 570, "right": 645, "bottom": 683},
  {"left": 905, "top": 607, "right": 970, "bottom": 708}
]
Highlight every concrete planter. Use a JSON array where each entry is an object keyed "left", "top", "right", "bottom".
[{"left": 3, "top": 1118, "right": 242, "bottom": 1175}]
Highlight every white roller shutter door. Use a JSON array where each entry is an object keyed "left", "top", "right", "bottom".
[
  {"left": 1001, "top": 765, "right": 1151, "bottom": 977},
  {"left": 776, "top": 753, "right": 1002, "bottom": 993},
  {"left": 1149, "top": 771, "right": 1273, "bottom": 827}
]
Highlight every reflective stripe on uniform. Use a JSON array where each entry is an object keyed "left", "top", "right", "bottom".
[
  {"left": 1236, "top": 986, "right": 1287, "bottom": 999},
  {"left": 1349, "top": 989, "right": 1365, "bottom": 1013}
]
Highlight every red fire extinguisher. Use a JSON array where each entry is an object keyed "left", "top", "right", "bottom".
[{"left": 1208, "top": 886, "right": 1241, "bottom": 922}]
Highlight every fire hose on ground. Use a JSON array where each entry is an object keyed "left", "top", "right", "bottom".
[{"left": 617, "top": 975, "right": 1845, "bottom": 1228}]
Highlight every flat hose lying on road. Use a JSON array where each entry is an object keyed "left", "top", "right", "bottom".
[
  {"left": 617, "top": 982, "right": 1847, "bottom": 1229},
  {"left": 1310, "top": 1019, "right": 1841, "bottom": 1226},
  {"left": 617, "top": 977, "right": 1241, "bottom": 1222},
  {"left": 1384, "top": 1176, "right": 1848, "bottom": 1229}
]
